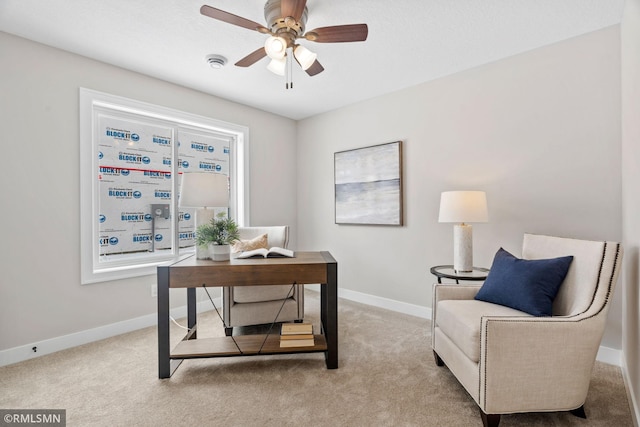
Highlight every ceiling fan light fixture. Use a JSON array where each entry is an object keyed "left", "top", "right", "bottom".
[
  {"left": 200, "top": 2, "right": 369, "bottom": 80},
  {"left": 293, "top": 45, "right": 317, "bottom": 70},
  {"left": 267, "top": 57, "right": 287, "bottom": 76},
  {"left": 264, "top": 35, "right": 287, "bottom": 59}
]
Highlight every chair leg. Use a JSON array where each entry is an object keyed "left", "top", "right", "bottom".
[
  {"left": 570, "top": 405, "right": 586, "bottom": 419},
  {"left": 480, "top": 410, "right": 501, "bottom": 427},
  {"left": 433, "top": 350, "right": 444, "bottom": 366},
  {"left": 224, "top": 327, "right": 233, "bottom": 336}
]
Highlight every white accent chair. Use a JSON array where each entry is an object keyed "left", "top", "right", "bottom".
[
  {"left": 431, "top": 234, "right": 622, "bottom": 427},
  {"left": 223, "top": 226, "right": 304, "bottom": 336}
]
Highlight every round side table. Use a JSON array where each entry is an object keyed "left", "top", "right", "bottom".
[{"left": 430, "top": 265, "right": 489, "bottom": 284}]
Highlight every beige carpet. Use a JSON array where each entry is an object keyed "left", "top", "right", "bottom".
[{"left": 0, "top": 291, "right": 633, "bottom": 426}]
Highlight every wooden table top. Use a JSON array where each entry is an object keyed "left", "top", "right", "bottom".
[{"left": 161, "top": 251, "right": 336, "bottom": 288}]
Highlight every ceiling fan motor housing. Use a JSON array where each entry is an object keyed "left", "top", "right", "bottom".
[
  {"left": 200, "top": 1, "right": 368, "bottom": 77},
  {"left": 264, "top": 0, "right": 308, "bottom": 37}
]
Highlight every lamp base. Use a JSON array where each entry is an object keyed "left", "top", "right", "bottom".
[
  {"left": 195, "top": 208, "right": 216, "bottom": 260},
  {"left": 195, "top": 208, "right": 216, "bottom": 228},
  {"left": 453, "top": 224, "right": 473, "bottom": 273}
]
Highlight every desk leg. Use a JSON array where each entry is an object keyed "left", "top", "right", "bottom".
[
  {"left": 158, "top": 266, "right": 185, "bottom": 378},
  {"left": 322, "top": 262, "right": 338, "bottom": 369},
  {"left": 158, "top": 267, "right": 173, "bottom": 378},
  {"left": 187, "top": 288, "right": 197, "bottom": 339}
]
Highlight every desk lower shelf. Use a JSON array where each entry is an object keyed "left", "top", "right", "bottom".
[{"left": 171, "top": 334, "right": 327, "bottom": 359}]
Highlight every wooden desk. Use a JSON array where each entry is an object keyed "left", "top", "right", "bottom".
[{"left": 157, "top": 251, "right": 338, "bottom": 378}]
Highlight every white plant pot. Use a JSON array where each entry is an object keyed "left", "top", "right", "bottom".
[
  {"left": 195, "top": 244, "right": 209, "bottom": 260},
  {"left": 208, "top": 243, "right": 230, "bottom": 261}
]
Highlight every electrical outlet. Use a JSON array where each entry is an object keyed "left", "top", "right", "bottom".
[{"left": 151, "top": 284, "right": 157, "bottom": 297}]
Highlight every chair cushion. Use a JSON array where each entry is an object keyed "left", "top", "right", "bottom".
[
  {"left": 475, "top": 248, "right": 573, "bottom": 316},
  {"left": 231, "top": 233, "right": 268, "bottom": 253},
  {"left": 233, "top": 285, "right": 296, "bottom": 303},
  {"left": 237, "top": 226, "right": 288, "bottom": 249},
  {"left": 437, "top": 299, "right": 531, "bottom": 362}
]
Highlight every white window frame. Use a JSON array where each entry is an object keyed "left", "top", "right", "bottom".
[{"left": 79, "top": 88, "right": 250, "bottom": 284}]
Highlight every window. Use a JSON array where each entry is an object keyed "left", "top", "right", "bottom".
[{"left": 80, "top": 88, "right": 250, "bottom": 284}]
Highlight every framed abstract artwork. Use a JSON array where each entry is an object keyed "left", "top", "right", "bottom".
[{"left": 334, "top": 141, "right": 403, "bottom": 226}]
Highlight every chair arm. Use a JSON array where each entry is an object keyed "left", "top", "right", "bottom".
[
  {"left": 479, "top": 314, "right": 605, "bottom": 414},
  {"left": 432, "top": 283, "right": 482, "bottom": 306},
  {"left": 431, "top": 283, "right": 482, "bottom": 347}
]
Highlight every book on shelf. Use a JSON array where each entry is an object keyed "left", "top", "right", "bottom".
[
  {"left": 236, "top": 247, "right": 295, "bottom": 259},
  {"left": 280, "top": 334, "right": 315, "bottom": 340},
  {"left": 279, "top": 337, "right": 315, "bottom": 347},
  {"left": 281, "top": 322, "right": 313, "bottom": 335},
  {"left": 279, "top": 322, "right": 314, "bottom": 348}
]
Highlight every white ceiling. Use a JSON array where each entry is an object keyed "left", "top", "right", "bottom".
[{"left": 0, "top": 0, "right": 624, "bottom": 120}]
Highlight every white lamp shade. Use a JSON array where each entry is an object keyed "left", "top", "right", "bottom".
[
  {"left": 264, "top": 36, "right": 287, "bottom": 59},
  {"left": 438, "top": 191, "right": 488, "bottom": 223},
  {"left": 267, "top": 57, "right": 286, "bottom": 76},
  {"left": 294, "top": 45, "right": 317, "bottom": 70},
  {"left": 179, "top": 172, "right": 228, "bottom": 208}
]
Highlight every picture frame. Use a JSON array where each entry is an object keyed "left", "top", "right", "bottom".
[{"left": 334, "top": 141, "right": 403, "bottom": 226}]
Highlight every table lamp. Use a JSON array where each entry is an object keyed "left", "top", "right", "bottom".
[
  {"left": 179, "top": 172, "right": 229, "bottom": 259},
  {"left": 438, "top": 191, "right": 488, "bottom": 272}
]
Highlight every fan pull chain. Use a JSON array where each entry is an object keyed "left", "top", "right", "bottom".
[{"left": 285, "top": 48, "right": 293, "bottom": 90}]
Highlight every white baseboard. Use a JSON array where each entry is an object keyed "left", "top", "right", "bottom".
[
  {"left": 0, "top": 299, "right": 218, "bottom": 368},
  {"left": 596, "top": 345, "right": 622, "bottom": 366},
  {"left": 0, "top": 288, "right": 623, "bottom": 369},
  {"left": 622, "top": 352, "right": 640, "bottom": 427},
  {"left": 337, "top": 287, "right": 431, "bottom": 319}
]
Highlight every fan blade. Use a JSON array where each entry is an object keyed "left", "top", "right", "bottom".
[
  {"left": 235, "top": 47, "right": 267, "bottom": 67},
  {"left": 305, "top": 24, "right": 368, "bottom": 43},
  {"left": 200, "top": 5, "right": 269, "bottom": 33},
  {"left": 281, "top": 0, "right": 307, "bottom": 22},
  {"left": 305, "top": 60, "right": 324, "bottom": 76}
]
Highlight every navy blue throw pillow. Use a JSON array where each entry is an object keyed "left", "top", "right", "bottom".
[{"left": 474, "top": 248, "right": 573, "bottom": 316}]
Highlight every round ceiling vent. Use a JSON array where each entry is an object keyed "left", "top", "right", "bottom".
[{"left": 205, "top": 54, "right": 227, "bottom": 69}]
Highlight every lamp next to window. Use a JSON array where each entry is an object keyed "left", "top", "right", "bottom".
[{"left": 179, "top": 172, "right": 229, "bottom": 259}]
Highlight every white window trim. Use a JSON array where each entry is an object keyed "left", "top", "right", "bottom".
[{"left": 79, "top": 88, "right": 250, "bottom": 284}]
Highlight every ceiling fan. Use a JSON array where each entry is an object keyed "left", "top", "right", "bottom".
[{"left": 200, "top": 0, "right": 368, "bottom": 81}]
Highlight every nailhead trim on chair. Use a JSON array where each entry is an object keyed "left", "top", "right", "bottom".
[{"left": 478, "top": 241, "right": 621, "bottom": 413}]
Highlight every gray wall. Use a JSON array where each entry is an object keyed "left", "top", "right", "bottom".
[
  {"left": 296, "top": 26, "right": 623, "bottom": 349},
  {"left": 0, "top": 31, "right": 298, "bottom": 351},
  {"left": 622, "top": 0, "right": 640, "bottom": 423},
  {"left": 0, "top": 22, "right": 631, "bottom": 405}
]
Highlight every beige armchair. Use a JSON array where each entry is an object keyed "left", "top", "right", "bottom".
[
  {"left": 432, "top": 233, "right": 622, "bottom": 427},
  {"left": 223, "top": 226, "right": 304, "bottom": 336}
]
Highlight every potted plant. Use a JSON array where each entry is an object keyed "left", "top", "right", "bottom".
[{"left": 195, "top": 212, "right": 240, "bottom": 261}]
